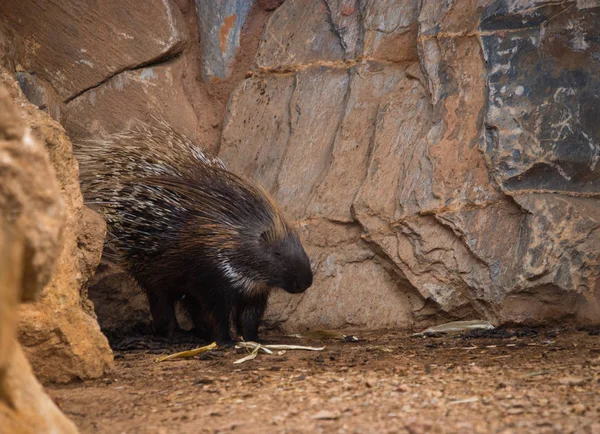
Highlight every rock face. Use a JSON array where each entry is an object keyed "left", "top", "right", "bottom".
[
  {"left": 481, "top": 1, "right": 600, "bottom": 193},
  {"left": 2, "top": 0, "right": 598, "bottom": 336},
  {"left": 220, "top": 0, "right": 600, "bottom": 329},
  {"left": 1, "top": 71, "right": 113, "bottom": 384},
  {"left": 1, "top": 0, "right": 216, "bottom": 148},
  {"left": 1, "top": 0, "right": 187, "bottom": 101},
  {"left": 62, "top": 59, "right": 203, "bottom": 144},
  {"left": 0, "top": 84, "right": 78, "bottom": 433}
]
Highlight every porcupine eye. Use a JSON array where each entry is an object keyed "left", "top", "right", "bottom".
[
  {"left": 260, "top": 230, "right": 282, "bottom": 258},
  {"left": 259, "top": 231, "right": 281, "bottom": 259}
]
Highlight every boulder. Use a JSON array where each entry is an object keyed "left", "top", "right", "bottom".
[
  {"left": 0, "top": 83, "right": 78, "bottom": 433},
  {"left": 0, "top": 344, "right": 79, "bottom": 434},
  {"left": 1, "top": 70, "right": 113, "bottom": 384},
  {"left": 0, "top": 80, "right": 64, "bottom": 302}
]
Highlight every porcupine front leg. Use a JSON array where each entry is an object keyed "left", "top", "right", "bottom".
[{"left": 234, "top": 293, "right": 268, "bottom": 343}]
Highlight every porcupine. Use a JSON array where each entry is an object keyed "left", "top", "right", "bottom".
[{"left": 74, "top": 119, "right": 313, "bottom": 346}]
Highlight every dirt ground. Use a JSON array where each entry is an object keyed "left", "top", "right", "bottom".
[{"left": 48, "top": 327, "right": 600, "bottom": 434}]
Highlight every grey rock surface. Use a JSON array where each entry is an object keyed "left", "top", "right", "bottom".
[{"left": 196, "top": 0, "right": 255, "bottom": 80}]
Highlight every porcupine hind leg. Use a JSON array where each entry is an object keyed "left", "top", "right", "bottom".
[
  {"left": 234, "top": 293, "right": 268, "bottom": 343},
  {"left": 182, "top": 296, "right": 215, "bottom": 341},
  {"left": 202, "top": 291, "right": 235, "bottom": 347},
  {"left": 145, "top": 284, "right": 179, "bottom": 338}
]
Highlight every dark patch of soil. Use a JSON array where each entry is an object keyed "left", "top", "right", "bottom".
[
  {"left": 578, "top": 326, "right": 600, "bottom": 336},
  {"left": 460, "top": 328, "right": 515, "bottom": 339},
  {"left": 460, "top": 326, "right": 544, "bottom": 340}
]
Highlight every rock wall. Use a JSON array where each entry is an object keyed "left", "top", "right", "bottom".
[
  {"left": 0, "top": 84, "right": 78, "bottom": 433},
  {"left": 219, "top": 0, "right": 600, "bottom": 329},
  {"left": 1, "top": 0, "right": 598, "bottom": 336}
]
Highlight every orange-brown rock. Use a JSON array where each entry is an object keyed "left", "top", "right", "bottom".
[
  {"left": 0, "top": 344, "right": 79, "bottom": 434},
  {"left": 1, "top": 70, "right": 113, "bottom": 384},
  {"left": 0, "top": 84, "right": 78, "bottom": 433}
]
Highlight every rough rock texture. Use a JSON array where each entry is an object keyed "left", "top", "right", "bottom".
[
  {"left": 1, "top": 71, "right": 113, "bottom": 384},
  {"left": 2, "top": 0, "right": 599, "bottom": 335},
  {"left": 1, "top": 0, "right": 229, "bottom": 154},
  {"left": 0, "top": 83, "right": 64, "bottom": 302},
  {"left": 1, "top": 0, "right": 187, "bottom": 101},
  {"left": 481, "top": 1, "right": 599, "bottom": 193},
  {"left": 220, "top": 0, "right": 600, "bottom": 330},
  {"left": 0, "top": 0, "right": 217, "bottom": 150},
  {"left": 0, "top": 85, "right": 78, "bottom": 433},
  {"left": 62, "top": 59, "right": 203, "bottom": 144},
  {"left": 255, "top": 0, "right": 420, "bottom": 68},
  {"left": 0, "top": 345, "right": 79, "bottom": 434},
  {"left": 196, "top": 0, "right": 255, "bottom": 80}
]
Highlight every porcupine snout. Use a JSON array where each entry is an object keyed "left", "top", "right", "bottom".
[{"left": 280, "top": 237, "right": 313, "bottom": 294}]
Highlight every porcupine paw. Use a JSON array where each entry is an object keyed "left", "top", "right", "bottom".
[
  {"left": 216, "top": 337, "right": 236, "bottom": 348},
  {"left": 169, "top": 328, "right": 204, "bottom": 345},
  {"left": 189, "top": 324, "right": 213, "bottom": 342}
]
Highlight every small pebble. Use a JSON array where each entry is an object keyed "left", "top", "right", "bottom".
[
  {"left": 559, "top": 376, "right": 586, "bottom": 386},
  {"left": 397, "top": 384, "right": 410, "bottom": 393},
  {"left": 312, "top": 410, "right": 341, "bottom": 420},
  {"left": 365, "top": 378, "right": 378, "bottom": 388}
]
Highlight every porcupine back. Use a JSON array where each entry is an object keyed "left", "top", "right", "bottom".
[{"left": 73, "top": 119, "right": 291, "bottom": 273}]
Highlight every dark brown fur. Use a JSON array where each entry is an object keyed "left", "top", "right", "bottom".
[{"left": 74, "top": 119, "right": 313, "bottom": 345}]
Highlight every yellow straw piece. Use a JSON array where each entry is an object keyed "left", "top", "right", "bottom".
[{"left": 155, "top": 342, "right": 217, "bottom": 362}]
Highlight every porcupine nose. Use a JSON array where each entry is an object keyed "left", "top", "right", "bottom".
[{"left": 296, "top": 268, "right": 313, "bottom": 293}]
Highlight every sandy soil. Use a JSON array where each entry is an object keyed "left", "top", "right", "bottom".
[{"left": 47, "top": 327, "right": 600, "bottom": 434}]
